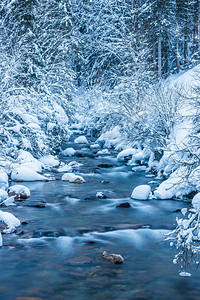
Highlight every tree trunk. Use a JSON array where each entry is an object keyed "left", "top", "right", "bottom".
[
  {"left": 184, "top": 5, "right": 188, "bottom": 66},
  {"left": 193, "top": 0, "right": 199, "bottom": 57},
  {"left": 176, "top": 36, "right": 180, "bottom": 73},
  {"left": 158, "top": 34, "right": 162, "bottom": 79}
]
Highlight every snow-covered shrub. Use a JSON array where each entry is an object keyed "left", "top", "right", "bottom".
[
  {"left": 165, "top": 193, "right": 200, "bottom": 276},
  {"left": 0, "top": 91, "right": 72, "bottom": 160}
]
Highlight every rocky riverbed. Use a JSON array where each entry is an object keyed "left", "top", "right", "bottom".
[{"left": 0, "top": 132, "right": 199, "bottom": 300}]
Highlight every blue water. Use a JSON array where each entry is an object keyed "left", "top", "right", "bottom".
[{"left": 0, "top": 136, "right": 198, "bottom": 300}]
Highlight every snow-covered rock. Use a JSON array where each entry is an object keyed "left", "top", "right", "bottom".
[
  {"left": 74, "top": 136, "right": 88, "bottom": 144},
  {"left": 0, "top": 210, "right": 21, "bottom": 233},
  {"left": 192, "top": 193, "right": 200, "bottom": 210},
  {"left": 57, "top": 163, "right": 72, "bottom": 173},
  {"left": 11, "top": 167, "right": 47, "bottom": 181},
  {"left": 68, "top": 161, "right": 83, "bottom": 168},
  {"left": 62, "top": 148, "right": 76, "bottom": 156},
  {"left": 0, "top": 189, "right": 8, "bottom": 201},
  {"left": 96, "top": 192, "right": 106, "bottom": 199},
  {"left": 117, "top": 148, "right": 137, "bottom": 161},
  {"left": 0, "top": 171, "right": 9, "bottom": 190},
  {"left": 132, "top": 166, "right": 147, "bottom": 172},
  {"left": 8, "top": 185, "right": 31, "bottom": 197},
  {"left": 61, "top": 173, "right": 85, "bottom": 183},
  {"left": 131, "top": 185, "right": 151, "bottom": 200},
  {"left": 97, "top": 149, "right": 110, "bottom": 155},
  {"left": 39, "top": 155, "right": 59, "bottom": 167},
  {"left": 128, "top": 149, "right": 151, "bottom": 165},
  {"left": 90, "top": 144, "right": 100, "bottom": 149}
]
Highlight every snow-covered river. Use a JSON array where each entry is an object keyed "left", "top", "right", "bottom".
[{"left": 0, "top": 133, "right": 199, "bottom": 299}]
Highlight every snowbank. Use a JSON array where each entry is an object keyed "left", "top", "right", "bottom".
[
  {"left": 39, "top": 155, "right": 59, "bottom": 167},
  {"left": 11, "top": 167, "right": 47, "bottom": 182}
]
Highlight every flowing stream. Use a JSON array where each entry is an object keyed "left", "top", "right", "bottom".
[{"left": 0, "top": 133, "right": 199, "bottom": 300}]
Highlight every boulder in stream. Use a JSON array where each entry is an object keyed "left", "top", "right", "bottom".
[
  {"left": 102, "top": 251, "right": 124, "bottom": 264},
  {"left": 62, "top": 173, "right": 85, "bottom": 183},
  {"left": 131, "top": 185, "right": 151, "bottom": 200},
  {"left": 116, "top": 202, "right": 131, "bottom": 208}
]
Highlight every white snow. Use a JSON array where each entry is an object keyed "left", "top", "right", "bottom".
[
  {"left": 0, "top": 171, "right": 9, "bottom": 190},
  {"left": 74, "top": 136, "right": 88, "bottom": 144},
  {"left": 0, "top": 189, "right": 8, "bottom": 201},
  {"left": 96, "top": 126, "right": 123, "bottom": 149},
  {"left": 97, "top": 149, "right": 110, "bottom": 155},
  {"left": 11, "top": 166, "right": 47, "bottom": 181},
  {"left": 117, "top": 148, "right": 137, "bottom": 161},
  {"left": 62, "top": 147, "right": 76, "bottom": 156},
  {"left": 16, "top": 150, "right": 44, "bottom": 172},
  {"left": 131, "top": 185, "right": 151, "bottom": 200},
  {"left": 128, "top": 149, "right": 151, "bottom": 165},
  {"left": 8, "top": 185, "right": 31, "bottom": 197},
  {"left": 0, "top": 210, "right": 20, "bottom": 233},
  {"left": 154, "top": 167, "right": 193, "bottom": 200},
  {"left": 57, "top": 163, "right": 72, "bottom": 173},
  {"left": 192, "top": 193, "right": 200, "bottom": 211},
  {"left": 179, "top": 271, "right": 191, "bottom": 277},
  {"left": 61, "top": 173, "right": 85, "bottom": 183},
  {"left": 96, "top": 192, "right": 105, "bottom": 198},
  {"left": 39, "top": 155, "right": 59, "bottom": 167},
  {"left": 90, "top": 144, "right": 100, "bottom": 149},
  {"left": 27, "top": 122, "right": 41, "bottom": 131}
]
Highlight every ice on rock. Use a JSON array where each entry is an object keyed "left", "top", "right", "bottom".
[
  {"left": 39, "top": 155, "right": 59, "bottom": 167},
  {"left": 61, "top": 173, "right": 85, "bottom": 183},
  {"left": 62, "top": 148, "right": 76, "bottom": 157},
  {"left": 8, "top": 185, "right": 31, "bottom": 197},
  {"left": 131, "top": 185, "right": 151, "bottom": 200},
  {"left": 0, "top": 171, "right": 9, "bottom": 190},
  {"left": 117, "top": 148, "right": 137, "bottom": 161},
  {"left": 192, "top": 193, "right": 200, "bottom": 210},
  {"left": 74, "top": 136, "right": 88, "bottom": 144},
  {"left": 1, "top": 196, "right": 16, "bottom": 206},
  {"left": 11, "top": 167, "right": 47, "bottom": 181},
  {"left": 0, "top": 210, "right": 20, "bottom": 233}
]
